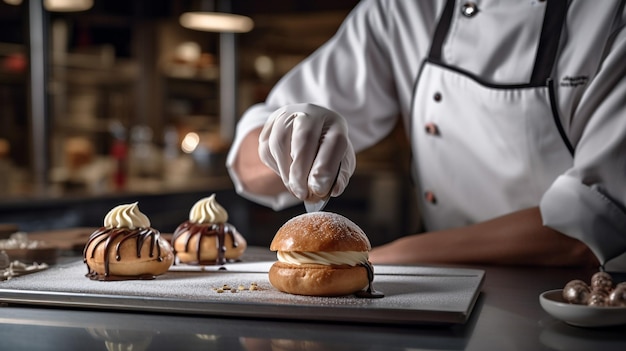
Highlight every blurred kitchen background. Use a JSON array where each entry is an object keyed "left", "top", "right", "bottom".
[{"left": 0, "top": 0, "right": 416, "bottom": 247}]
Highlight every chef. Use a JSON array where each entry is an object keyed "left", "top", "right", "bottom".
[{"left": 226, "top": 0, "right": 626, "bottom": 271}]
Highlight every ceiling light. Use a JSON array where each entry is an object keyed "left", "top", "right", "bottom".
[
  {"left": 4, "top": 0, "right": 94, "bottom": 11},
  {"left": 44, "top": 0, "right": 93, "bottom": 12},
  {"left": 179, "top": 12, "right": 254, "bottom": 33}
]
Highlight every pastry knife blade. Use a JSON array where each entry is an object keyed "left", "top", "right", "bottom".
[{"left": 304, "top": 162, "right": 341, "bottom": 213}]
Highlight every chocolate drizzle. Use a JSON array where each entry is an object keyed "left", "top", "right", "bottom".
[
  {"left": 83, "top": 226, "right": 164, "bottom": 281},
  {"left": 355, "top": 261, "right": 385, "bottom": 298},
  {"left": 172, "top": 221, "right": 239, "bottom": 265}
]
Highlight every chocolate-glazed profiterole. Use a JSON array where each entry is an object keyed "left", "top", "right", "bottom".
[
  {"left": 83, "top": 202, "right": 174, "bottom": 280},
  {"left": 172, "top": 194, "right": 246, "bottom": 265}
]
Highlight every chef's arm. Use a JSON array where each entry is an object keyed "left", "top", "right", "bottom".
[
  {"left": 230, "top": 127, "right": 285, "bottom": 197},
  {"left": 235, "top": 128, "right": 599, "bottom": 267},
  {"left": 369, "top": 207, "right": 600, "bottom": 267}
]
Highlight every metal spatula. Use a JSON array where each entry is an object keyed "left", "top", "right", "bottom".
[{"left": 304, "top": 162, "right": 341, "bottom": 213}]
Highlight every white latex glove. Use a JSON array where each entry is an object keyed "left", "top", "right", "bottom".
[{"left": 259, "top": 103, "right": 356, "bottom": 203}]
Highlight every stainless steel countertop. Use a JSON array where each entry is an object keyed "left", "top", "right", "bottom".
[{"left": 1, "top": 249, "right": 624, "bottom": 351}]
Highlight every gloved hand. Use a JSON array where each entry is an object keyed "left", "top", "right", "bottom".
[{"left": 258, "top": 103, "right": 356, "bottom": 202}]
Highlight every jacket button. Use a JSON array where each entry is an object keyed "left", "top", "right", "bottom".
[
  {"left": 461, "top": 2, "right": 478, "bottom": 17},
  {"left": 424, "top": 122, "right": 440, "bottom": 136},
  {"left": 424, "top": 191, "right": 437, "bottom": 204},
  {"left": 433, "top": 92, "right": 442, "bottom": 102}
]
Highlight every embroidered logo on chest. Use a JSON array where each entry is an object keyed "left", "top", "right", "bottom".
[{"left": 560, "top": 76, "right": 589, "bottom": 88}]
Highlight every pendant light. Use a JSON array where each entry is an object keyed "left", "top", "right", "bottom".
[
  {"left": 44, "top": 0, "right": 93, "bottom": 12},
  {"left": 179, "top": 0, "right": 254, "bottom": 33},
  {"left": 180, "top": 12, "right": 253, "bottom": 33},
  {"left": 3, "top": 0, "right": 94, "bottom": 12}
]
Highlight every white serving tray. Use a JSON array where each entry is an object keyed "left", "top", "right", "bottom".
[{"left": 0, "top": 261, "right": 484, "bottom": 325}]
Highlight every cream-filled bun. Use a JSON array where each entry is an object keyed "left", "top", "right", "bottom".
[
  {"left": 172, "top": 194, "right": 246, "bottom": 265},
  {"left": 83, "top": 202, "right": 174, "bottom": 280},
  {"left": 269, "top": 212, "right": 373, "bottom": 296}
]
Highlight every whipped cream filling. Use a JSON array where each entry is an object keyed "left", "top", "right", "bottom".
[
  {"left": 277, "top": 251, "right": 369, "bottom": 266},
  {"left": 189, "top": 194, "right": 228, "bottom": 224},
  {"left": 103, "top": 202, "right": 150, "bottom": 229}
]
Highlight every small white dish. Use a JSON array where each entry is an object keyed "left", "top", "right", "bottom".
[{"left": 540, "top": 289, "right": 626, "bottom": 327}]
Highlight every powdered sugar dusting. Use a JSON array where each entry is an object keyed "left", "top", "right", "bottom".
[{"left": 271, "top": 212, "right": 371, "bottom": 252}]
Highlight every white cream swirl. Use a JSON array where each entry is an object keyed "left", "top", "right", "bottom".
[
  {"left": 103, "top": 202, "right": 150, "bottom": 229},
  {"left": 189, "top": 194, "right": 228, "bottom": 224},
  {"left": 277, "top": 251, "right": 369, "bottom": 266}
]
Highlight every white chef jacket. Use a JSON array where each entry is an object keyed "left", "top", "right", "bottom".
[{"left": 227, "top": 0, "right": 626, "bottom": 270}]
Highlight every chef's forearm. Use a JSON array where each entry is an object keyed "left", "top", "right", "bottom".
[
  {"left": 231, "top": 127, "right": 285, "bottom": 196},
  {"left": 369, "top": 207, "right": 599, "bottom": 267}
]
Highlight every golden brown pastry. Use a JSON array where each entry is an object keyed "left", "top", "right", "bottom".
[
  {"left": 172, "top": 194, "right": 246, "bottom": 265},
  {"left": 269, "top": 212, "right": 379, "bottom": 297},
  {"left": 83, "top": 202, "right": 174, "bottom": 280}
]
